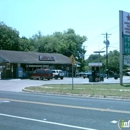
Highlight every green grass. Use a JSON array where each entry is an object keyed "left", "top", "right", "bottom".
[{"left": 24, "top": 84, "right": 130, "bottom": 98}]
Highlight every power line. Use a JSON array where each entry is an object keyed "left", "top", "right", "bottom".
[{"left": 106, "top": 24, "right": 118, "bottom": 33}]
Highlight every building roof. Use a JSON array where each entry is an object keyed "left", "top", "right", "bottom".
[{"left": 0, "top": 50, "right": 79, "bottom": 65}]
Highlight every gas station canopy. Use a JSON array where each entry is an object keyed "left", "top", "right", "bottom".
[{"left": 88, "top": 62, "right": 102, "bottom": 67}]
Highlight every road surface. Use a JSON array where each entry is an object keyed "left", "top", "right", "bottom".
[{"left": 0, "top": 91, "right": 130, "bottom": 130}]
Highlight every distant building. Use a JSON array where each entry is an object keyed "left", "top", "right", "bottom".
[{"left": 0, "top": 50, "right": 80, "bottom": 79}]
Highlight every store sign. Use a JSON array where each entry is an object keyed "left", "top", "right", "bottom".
[
  {"left": 123, "top": 35, "right": 130, "bottom": 54},
  {"left": 88, "top": 62, "right": 102, "bottom": 67},
  {"left": 123, "top": 11, "right": 130, "bottom": 55},
  {"left": 39, "top": 55, "right": 55, "bottom": 61},
  {"left": 123, "top": 12, "right": 130, "bottom": 35}
]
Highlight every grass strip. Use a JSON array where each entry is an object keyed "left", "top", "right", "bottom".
[{"left": 24, "top": 84, "right": 130, "bottom": 98}]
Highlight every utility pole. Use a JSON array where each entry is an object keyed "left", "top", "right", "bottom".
[{"left": 102, "top": 33, "right": 111, "bottom": 79}]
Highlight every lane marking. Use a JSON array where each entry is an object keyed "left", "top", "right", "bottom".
[
  {"left": 0, "top": 100, "right": 10, "bottom": 103},
  {"left": 110, "top": 120, "right": 118, "bottom": 124},
  {"left": 0, "top": 113, "right": 97, "bottom": 130},
  {"left": 0, "top": 98, "right": 130, "bottom": 114}
]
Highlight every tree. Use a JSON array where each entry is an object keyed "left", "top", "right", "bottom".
[
  {"left": 30, "top": 29, "right": 87, "bottom": 71},
  {"left": 107, "top": 50, "right": 119, "bottom": 73},
  {"left": 0, "top": 22, "right": 19, "bottom": 50},
  {"left": 19, "top": 37, "right": 31, "bottom": 51},
  {"left": 85, "top": 50, "right": 120, "bottom": 73}
]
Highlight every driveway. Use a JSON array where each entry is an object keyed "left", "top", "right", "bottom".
[{"left": 0, "top": 76, "right": 130, "bottom": 92}]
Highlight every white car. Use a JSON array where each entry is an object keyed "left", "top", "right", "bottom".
[
  {"left": 126, "top": 72, "right": 130, "bottom": 76},
  {"left": 51, "top": 70, "right": 64, "bottom": 79}
]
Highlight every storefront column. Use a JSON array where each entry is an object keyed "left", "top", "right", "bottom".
[{"left": 11, "top": 64, "right": 13, "bottom": 78}]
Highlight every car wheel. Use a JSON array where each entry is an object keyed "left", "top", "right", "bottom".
[
  {"left": 40, "top": 77, "right": 43, "bottom": 80},
  {"left": 114, "top": 77, "right": 118, "bottom": 79},
  {"left": 60, "top": 77, "right": 63, "bottom": 79},
  {"left": 54, "top": 76, "right": 58, "bottom": 79}
]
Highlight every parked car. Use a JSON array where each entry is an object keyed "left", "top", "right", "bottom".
[
  {"left": 82, "top": 71, "right": 92, "bottom": 78},
  {"left": 125, "top": 71, "right": 130, "bottom": 76},
  {"left": 108, "top": 71, "right": 119, "bottom": 79},
  {"left": 30, "top": 68, "right": 53, "bottom": 80},
  {"left": 51, "top": 70, "right": 64, "bottom": 79},
  {"left": 83, "top": 71, "right": 106, "bottom": 79},
  {"left": 76, "top": 72, "right": 86, "bottom": 77}
]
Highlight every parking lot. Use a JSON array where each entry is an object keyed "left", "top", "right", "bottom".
[{"left": 0, "top": 76, "right": 130, "bottom": 92}]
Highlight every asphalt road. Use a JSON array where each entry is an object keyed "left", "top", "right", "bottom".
[
  {"left": 0, "top": 91, "right": 130, "bottom": 130},
  {"left": 0, "top": 76, "right": 130, "bottom": 92}
]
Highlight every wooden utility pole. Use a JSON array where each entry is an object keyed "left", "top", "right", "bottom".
[{"left": 102, "top": 33, "right": 111, "bottom": 79}]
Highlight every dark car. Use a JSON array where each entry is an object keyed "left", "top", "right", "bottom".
[
  {"left": 30, "top": 69, "right": 53, "bottom": 80},
  {"left": 108, "top": 71, "right": 119, "bottom": 79},
  {"left": 76, "top": 72, "right": 86, "bottom": 77},
  {"left": 82, "top": 71, "right": 92, "bottom": 78}
]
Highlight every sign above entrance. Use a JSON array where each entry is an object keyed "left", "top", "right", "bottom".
[{"left": 39, "top": 55, "right": 55, "bottom": 61}]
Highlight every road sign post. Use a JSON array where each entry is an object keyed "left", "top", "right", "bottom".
[
  {"left": 70, "top": 55, "right": 75, "bottom": 90},
  {"left": 119, "top": 11, "right": 123, "bottom": 85}
]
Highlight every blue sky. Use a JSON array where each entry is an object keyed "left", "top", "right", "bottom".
[{"left": 0, "top": 0, "right": 130, "bottom": 58}]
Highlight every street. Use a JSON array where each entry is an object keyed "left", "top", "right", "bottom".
[{"left": 0, "top": 91, "right": 130, "bottom": 130}]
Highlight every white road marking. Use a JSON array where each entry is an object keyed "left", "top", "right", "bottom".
[
  {"left": 0, "top": 100, "right": 10, "bottom": 103},
  {"left": 0, "top": 113, "right": 97, "bottom": 130},
  {"left": 110, "top": 120, "right": 118, "bottom": 124}
]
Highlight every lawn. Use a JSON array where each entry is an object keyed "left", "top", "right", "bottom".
[{"left": 24, "top": 84, "right": 130, "bottom": 98}]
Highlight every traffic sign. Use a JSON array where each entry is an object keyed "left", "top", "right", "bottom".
[{"left": 70, "top": 55, "right": 75, "bottom": 66}]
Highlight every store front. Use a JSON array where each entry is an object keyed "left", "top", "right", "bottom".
[{"left": 0, "top": 50, "right": 80, "bottom": 79}]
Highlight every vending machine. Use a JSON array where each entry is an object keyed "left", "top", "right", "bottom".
[{"left": 16, "top": 67, "right": 23, "bottom": 78}]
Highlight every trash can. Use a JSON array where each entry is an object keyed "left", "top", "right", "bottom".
[
  {"left": 100, "top": 76, "right": 104, "bottom": 81},
  {"left": 89, "top": 76, "right": 93, "bottom": 82}
]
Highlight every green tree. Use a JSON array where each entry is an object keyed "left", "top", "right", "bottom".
[
  {"left": 30, "top": 29, "right": 87, "bottom": 71},
  {"left": 85, "top": 50, "right": 120, "bottom": 73},
  {"left": 107, "top": 50, "right": 119, "bottom": 73},
  {"left": 19, "top": 37, "right": 31, "bottom": 51},
  {"left": 59, "top": 29, "right": 87, "bottom": 71},
  {"left": 0, "top": 22, "right": 19, "bottom": 50}
]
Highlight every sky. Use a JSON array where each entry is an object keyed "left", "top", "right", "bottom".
[{"left": 0, "top": 0, "right": 130, "bottom": 59}]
